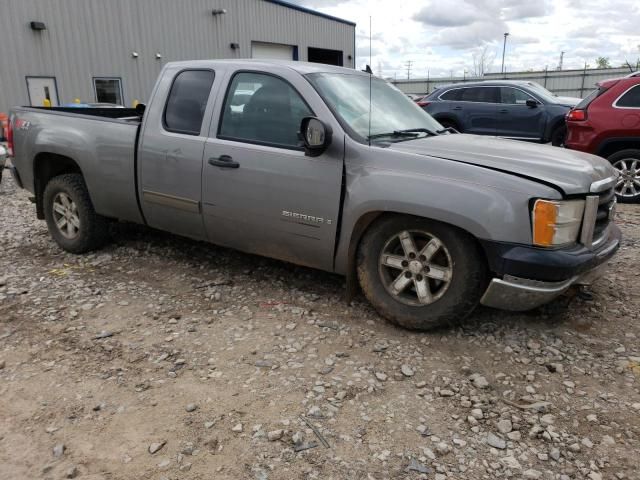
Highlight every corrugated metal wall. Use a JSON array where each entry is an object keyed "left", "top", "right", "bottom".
[
  {"left": 0, "top": 0, "right": 355, "bottom": 113},
  {"left": 393, "top": 67, "right": 635, "bottom": 98}
]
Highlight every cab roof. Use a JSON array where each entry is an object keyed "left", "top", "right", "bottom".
[{"left": 164, "top": 59, "right": 368, "bottom": 77}]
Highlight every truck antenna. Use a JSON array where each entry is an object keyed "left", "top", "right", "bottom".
[{"left": 368, "top": 15, "right": 372, "bottom": 147}]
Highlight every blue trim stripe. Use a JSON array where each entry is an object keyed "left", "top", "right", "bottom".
[{"left": 262, "top": 0, "right": 356, "bottom": 26}]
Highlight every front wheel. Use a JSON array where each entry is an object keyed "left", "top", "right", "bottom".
[
  {"left": 357, "top": 216, "right": 488, "bottom": 330},
  {"left": 43, "top": 173, "right": 109, "bottom": 253},
  {"left": 609, "top": 149, "right": 640, "bottom": 203},
  {"left": 550, "top": 125, "right": 567, "bottom": 147}
]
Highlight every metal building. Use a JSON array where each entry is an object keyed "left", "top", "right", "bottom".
[{"left": 0, "top": 0, "right": 355, "bottom": 113}]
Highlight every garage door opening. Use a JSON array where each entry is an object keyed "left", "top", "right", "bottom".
[
  {"left": 251, "top": 41, "right": 297, "bottom": 61},
  {"left": 308, "top": 47, "right": 343, "bottom": 66}
]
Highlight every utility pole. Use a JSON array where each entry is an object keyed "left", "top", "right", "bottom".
[
  {"left": 501, "top": 32, "right": 510, "bottom": 74},
  {"left": 557, "top": 51, "right": 565, "bottom": 71},
  {"left": 405, "top": 60, "right": 413, "bottom": 80}
]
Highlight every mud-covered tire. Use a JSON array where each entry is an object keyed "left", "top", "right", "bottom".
[
  {"left": 43, "top": 174, "right": 109, "bottom": 253},
  {"left": 608, "top": 149, "right": 640, "bottom": 203},
  {"left": 357, "top": 215, "right": 488, "bottom": 331}
]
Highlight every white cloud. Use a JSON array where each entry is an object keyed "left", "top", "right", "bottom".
[{"left": 290, "top": 0, "right": 640, "bottom": 78}]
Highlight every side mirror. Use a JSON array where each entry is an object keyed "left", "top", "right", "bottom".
[
  {"left": 525, "top": 99, "right": 538, "bottom": 108},
  {"left": 135, "top": 103, "right": 146, "bottom": 115},
  {"left": 300, "top": 117, "right": 332, "bottom": 157}
]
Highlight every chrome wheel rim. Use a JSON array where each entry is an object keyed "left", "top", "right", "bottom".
[
  {"left": 378, "top": 230, "right": 453, "bottom": 306},
  {"left": 52, "top": 192, "right": 80, "bottom": 239},
  {"left": 613, "top": 158, "right": 640, "bottom": 198}
]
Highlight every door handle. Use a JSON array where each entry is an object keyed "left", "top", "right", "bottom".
[
  {"left": 452, "top": 106, "right": 462, "bottom": 111},
  {"left": 499, "top": 109, "right": 509, "bottom": 113},
  {"left": 208, "top": 155, "right": 239, "bottom": 168}
]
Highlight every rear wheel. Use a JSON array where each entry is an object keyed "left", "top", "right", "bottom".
[
  {"left": 437, "top": 118, "right": 461, "bottom": 132},
  {"left": 43, "top": 174, "right": 109, "bottom": 253},
  {"left": 608, "top": 149, "right": 640, "bottom": 203},
  {"left": 357, "top": 215, "right": 488, "bottom": 330}
]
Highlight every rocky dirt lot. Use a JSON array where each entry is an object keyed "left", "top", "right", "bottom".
[{"left": 1, "top": 174, "right": 639, "bottom": 480}]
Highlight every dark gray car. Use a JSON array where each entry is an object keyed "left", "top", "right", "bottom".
[{"left": 423, "top": 80, "right": 581, "bottom": 146}]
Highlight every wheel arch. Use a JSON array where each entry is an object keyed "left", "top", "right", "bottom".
[
  {"left": 433, "top": 114, "right": 461, "bottom": 130},
  {"left": 545, "top": 115, "right": 566, "bottom": 143},
  {"left": 596, "top": 138, "right": 640, "bottom": 158},
  {"left": 342, "top": 210, "right": 489, "bottom": 302},
  {"left": 33, "top": 152, "right": 84, "bottom": 219}
]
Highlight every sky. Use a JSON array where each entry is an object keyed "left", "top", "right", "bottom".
[{"left": 291, "top": 0, "right": 640, "bottom": 80}]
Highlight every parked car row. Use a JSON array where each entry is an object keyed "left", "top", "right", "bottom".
[
  {"left": 420, "top": 80, "right": 579, "bottom": 146},
  {"left": 565, "top": 72, "right": 640, "bottom": 202},
  {"left": 413, "top": 74, "right": 640, "bottom": 202}
]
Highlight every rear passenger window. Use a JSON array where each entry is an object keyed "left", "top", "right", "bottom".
[
  {"left": 219, "top": 72, "right": 312, "bottom": 148},
  {"left": 164, "top": 70, "right": 215, "bottom": 135},
  {"left": 459, "top": 87, "right": 499, "bottom": 103},
  {"left": 616, "top": 85, "right": 640, "bottom": 108},
  {"left": 439, "top": 89, "right": 461, "bottom": 101}
]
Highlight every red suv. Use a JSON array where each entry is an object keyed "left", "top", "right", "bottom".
[{"left": 565, "top": 72, "right": 640, "bottom": 202}]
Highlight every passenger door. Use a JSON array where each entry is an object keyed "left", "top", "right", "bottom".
[
  {"left": 138, "top": 68, "right": 217, "bottom": 239},
  {"left": 496, "top": 87, "right": 546, "bottom": 140},
  {"left": 201, "top": 70, "right": 344, "bottom": 271},
  {"left": 455, "top": 87, "right": 499, "bottom": 135}
]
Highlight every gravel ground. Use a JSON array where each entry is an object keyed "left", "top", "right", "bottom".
[{"left": 1, "top": 174, "right": 639, "bottom": 480}]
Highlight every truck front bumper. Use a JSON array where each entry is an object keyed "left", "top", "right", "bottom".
[{"left": 480, "top": 224, "right": 621, "bottom": 311}]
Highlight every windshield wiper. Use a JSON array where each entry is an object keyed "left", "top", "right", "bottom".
[
  {"left": 394, "top": 128, "right": 439, "bottom": 136},
  {"left": 368, "top": 128, "right": 439, "bottom": 140}
]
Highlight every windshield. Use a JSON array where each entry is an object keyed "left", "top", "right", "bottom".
[
  {"left": 307, "top": 72, "right": 443, "bottom": 142},
  {"left": 525, "top": 82, "right": 560, "bottom": 102}
]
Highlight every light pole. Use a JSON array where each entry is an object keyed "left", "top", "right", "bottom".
[{"left": 501, "top": 32, "right": 510, "bottom": 74}]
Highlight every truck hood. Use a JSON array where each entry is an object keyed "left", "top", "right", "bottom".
[{"left": 387, "top": 134, "right": 614, "bottom": 195}]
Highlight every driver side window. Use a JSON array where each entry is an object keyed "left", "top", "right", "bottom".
[{"left": 218, "top": 72, "right": 313, "bottom": 148}]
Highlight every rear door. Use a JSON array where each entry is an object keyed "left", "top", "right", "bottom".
[
  {"left": 201, "top": 68, "right": 344, "bottom": 271},
  {"left": 138, "top": 67, "right": 218, "bottom": 239},
  {"left": 455, "top": 87, "right": 499, "bottom": 135},
  {"left": 496, "top": 87, "right": 545, "bottom": 140}
]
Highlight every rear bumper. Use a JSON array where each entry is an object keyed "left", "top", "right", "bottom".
[{"left": 480, "top": 224, "right": 620, "bottom": 311}]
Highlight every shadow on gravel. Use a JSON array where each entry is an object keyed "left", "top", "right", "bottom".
[
  {"left": 104, "top": 220, "right": 588, "bottom": 335},
  {"left": 108, "top": 220, "right": 346, "bottom": 293}
]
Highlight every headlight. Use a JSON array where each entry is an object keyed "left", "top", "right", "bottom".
[{"left": 532, "top": 199, "right": 585, "bottom": 247}]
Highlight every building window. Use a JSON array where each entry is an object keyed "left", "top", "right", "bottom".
[{"left": 93, "top": 78, "right": 123, "bottom": 105}]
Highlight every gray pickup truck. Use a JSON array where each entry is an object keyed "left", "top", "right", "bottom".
[{"left": 7, "top": 60, "right": 621, "bottom": 330}]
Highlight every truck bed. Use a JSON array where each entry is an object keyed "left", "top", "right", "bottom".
[
  {"left": 27, "top": 106, "right": 142, "bottom": 123},
  {"left": 10, "top": 106, "right": 144, "bottom": 224}
]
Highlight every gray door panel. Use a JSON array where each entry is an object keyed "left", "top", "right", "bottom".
[
  {"left": 138, "top": 68, "right": 219, "bottom": 239},
  {"left": 202, "top": 68, "right": 343, "bottom": 271},
  {"left": 202, "top": 140, "right": 343, "bottom": 270}
]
